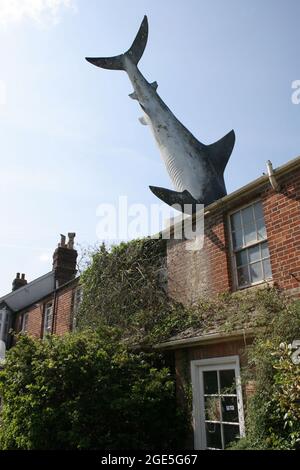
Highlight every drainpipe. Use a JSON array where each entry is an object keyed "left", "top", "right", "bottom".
[{"left": 266, "top": 160, "right": 280, "bottom": 192}]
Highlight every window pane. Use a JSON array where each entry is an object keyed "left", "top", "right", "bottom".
[
  {"left": 263, "top": 258, "right": 272, "bottom": 279},
  {"left": 205, "top": 396, "right": 221, "bottom": 421},
  {"left": 248, "top": 245, "right": 260, "bottom": 263},
  {"left": 254, "top": 201, "right": 264, "bottom": 220},
  {"left": 256, "top": 217, "right": 267, "bottom": 240},
  {"left": 219, "top": 369, "right": 236, "bottom": 394},
  {"left": 236, "top": 249, "right": 248, "bottom": 267},
  {"left": 237, "top": 266, "right": 250, "bottom": 287},
  {"left": 250, "top": 261, "right": 263, "bottom": 283},
  {"left": 221, "top": 397, "right": 239, "bottom": 423},
  {"left": 261, "top": 241, "right": 270, "bottom": 259},
  {"left": 223, "top": 424, "right": 240, "bottom": 448},
  {"left": 244, "top": 223, "right": 257, "bottom": 245},
  {"left": 232, "top": 230, "right": 243, "bottom": 249},
  {"left": 203, "top": 371, "right": 218, "bottom": 394},
  {"left": 206, "top": 423, "right": 222, "bottom": 449},
  {"left": 241, "top": 206, "right": 254, "bottom": 227},
  {"left": 231, "top": 212, "right": 242, "bottom": 231}
]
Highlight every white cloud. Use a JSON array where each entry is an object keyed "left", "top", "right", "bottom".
[
  {"left": 0, "top": 0, "right": 76, "bottom": 27},
  {"left": 39, "top": 253, "right": 52, "bottom": 262}
]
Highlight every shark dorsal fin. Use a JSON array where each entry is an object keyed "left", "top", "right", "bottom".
[{"left": 206, "top": 130, "right": 235, "bottom": 174}]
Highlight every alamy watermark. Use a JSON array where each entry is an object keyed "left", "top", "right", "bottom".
[
  {"left": 96, "top": 197, "right": 205, "bottom": 251},
  {"left": 291, "top": 80, "right": 300, "bottom": 104}
]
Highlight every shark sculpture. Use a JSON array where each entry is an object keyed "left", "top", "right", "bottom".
[{"left": 86, "top": 16, "right": 235, "bottom": 214}]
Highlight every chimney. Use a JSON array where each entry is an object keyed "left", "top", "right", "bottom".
[
  {"left": 12, "top": 273, "right": 27, "bottom": 291},
  {"left": 52, "top": 233, "right": 77, "bottom": 287}
]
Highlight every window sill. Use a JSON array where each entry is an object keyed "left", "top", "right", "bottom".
[{"left": 233, "top": 279, "right": 274, "bottom": 294}]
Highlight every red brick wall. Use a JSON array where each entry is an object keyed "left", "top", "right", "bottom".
[
  {"left": 53, "top": 285, "right": 75, "bottom": 336},
  {"left": 167, "top": 167, "right": 300, "bottom": 304},
  {"left": 262, "top": 169, "right": 300, "bottom": 295},
  {"left": 167, "top": 212, "right": 232, "bottom": 304},
  {"left": 14, "top": 280, "right": 78, "bottom": 339}
]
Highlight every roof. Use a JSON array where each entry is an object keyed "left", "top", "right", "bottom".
[
  {"left": 0, "top": 271, "right": 55, "bottom": 312},
  {"left": 155, "top": 328, "right": 256, "bottom": 350},
  {"left": 160, "top": 154, "right": 300, "bottom": 238}
]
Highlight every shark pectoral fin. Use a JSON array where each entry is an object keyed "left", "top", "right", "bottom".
[
  {"left": 151, "top": 81, "right": 158, "bottom": 90},
  {"left": 207, "top": 129, "right": 236, "bottom": 174},
  {"left": 139, "top": 116, "right": 149, "bottom": 126},
  {"left": 129, "top": 91, "right": 138, "bottom": 100},
  {"left": 149, "top": 185, "right": 201, "bottom": 214}
]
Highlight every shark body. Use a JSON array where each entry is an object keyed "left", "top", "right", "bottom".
[{"left": 86, "top": 16, "right": 235, "bottom": 213}]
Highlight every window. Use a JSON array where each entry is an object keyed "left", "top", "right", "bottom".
[
  {"left": 229, "top": 201, "right": 272, "bottom": 288},
  {"left": 21, "top": 312, "right": 29, "bottom": 333},
  {"left": 43, "top": 302, "right": 53, "bottom": 336},
  {"left": 0, "top": 307, "right": 10, "bottom": 342},
  {"left": 71, "top": 287, "right": 83, "bottom": 330},
  {"left": 191, "top": 356, "right": 245, "bottom": 450}
]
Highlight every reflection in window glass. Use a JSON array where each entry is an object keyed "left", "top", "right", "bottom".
[
  {"left": 250, "top": 261, "right": 263, "bottom": 283},
  {"left": 219, "top": 370, "right": 236, "bottom": 393},
  {"left": 223, "top": 424, "right": 240, "bottom": 448},
  {"left": 206, "top": 423, "right": 222, "bottom": 450},
  {"left": 205, "top": 396, "right": 221, "bottom": 421},
  {"left": 221, "top": 397, "right": 239, "bottom": 423},
  {"left": 237, "top": 266, "right": 250, "bottom": 286},
  {"left": 203, "top": 371, "right": 218, "bottom": 394},
  {"left": 230, "top": 201, "right": 272, "bottom": 288}
]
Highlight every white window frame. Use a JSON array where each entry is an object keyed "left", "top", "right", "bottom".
[
  {"left": 228, "top": 199, "right": 272, "bottom": 290},
  {"left": 71, "top": 287, "right": 83, "bottom": 331},
  {"left": 0, "top": 306, "right": 10, "bottom": 343},
  {"left": 191, "top": 355, "right": 245, "bottom": 450},
  {"left": 43, "top": 302, "right": 53, "bottom": 337},
  {"left": 21, "top": 312, "right": 29, "bottom": 333}
]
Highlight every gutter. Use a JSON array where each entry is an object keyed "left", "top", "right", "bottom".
[
  {"left": 155, "top": 328, "right": 257, "bottom": 350},
  {"left": 157, "top": 154, "right": 300, "bottom": 239}
]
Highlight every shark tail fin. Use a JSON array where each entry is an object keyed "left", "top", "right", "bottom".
[{"left": 86, "top": 16, "right": 148, "bottom": 70}]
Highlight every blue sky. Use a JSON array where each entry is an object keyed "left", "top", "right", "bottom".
[{"left": 0, "top": 0, "right": 299, "bottom": 295}]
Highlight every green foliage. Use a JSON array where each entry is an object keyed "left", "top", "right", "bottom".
[
  {"left": 0, "top": 330, "right": 187, "bottom": 450},
  {"left": 78, "top": 238, "right": 190, "bottom": 345},
  {"left": 2, "top": 238, "right": 298, "bottom": 450},
  {"left": 231, "top": 299, "right": 300, "bottom": 450},
  {"left": 78, "top": 238, "right": 290, "bottom": 346}
]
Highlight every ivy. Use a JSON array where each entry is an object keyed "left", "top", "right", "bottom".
[
  {"left": 78, "top": 238, "right": 300, "bottom": 449},
  {"left": 0, "top": 330, "right": 187, "bottom": 450}
]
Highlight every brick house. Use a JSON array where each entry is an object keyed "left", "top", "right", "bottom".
[
  {"left": 156, "top": 155, "right": 300, "bottom": 450},
  {"left": 0, "top": 155, "right": 299, "bottom": 450},
  {"left": 0, "top": 233, "right": 82, "bottom": 357}
]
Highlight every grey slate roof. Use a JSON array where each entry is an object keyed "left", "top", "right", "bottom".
[{"left": 0, "top": 271, "right": 55, "bottom": 312}]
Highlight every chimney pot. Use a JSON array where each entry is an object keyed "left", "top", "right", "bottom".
[
  {"left": 12, "top": 273, "right": 27, "bottom": 291},
  {"left": 67, "top": 232, "right": 76, "bottom": 250},
  {"left": 59, "top": 234, "right": 66, "bottom": 248}
]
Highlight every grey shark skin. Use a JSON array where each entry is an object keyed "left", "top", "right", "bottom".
[{"left": 86, "top": 16, "right": 235, "bottom": 214}]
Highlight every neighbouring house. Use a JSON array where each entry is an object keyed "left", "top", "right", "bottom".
[
  {"left": 0, "top": 233, "right": 82, "bottom": 358},
  {"left": 156, "top": 155, "right": 300, "bottom": 450},
  {"left": 0, "top": 155, "right": 299, "bottom": 450}
]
